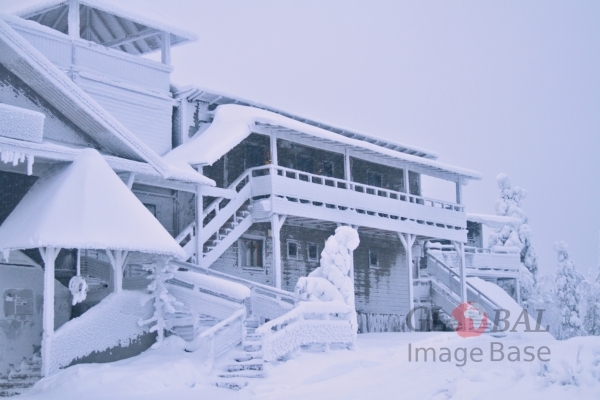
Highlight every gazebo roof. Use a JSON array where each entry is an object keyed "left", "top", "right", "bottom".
[{"left": 0, "top": 149, "right": 186, "bottom": 259}]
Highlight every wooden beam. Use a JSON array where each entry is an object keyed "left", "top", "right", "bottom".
[
  {"left": 40, "top": 247, "right": 60, "bottom": 377},
  {"left": 51, "top": 6, "right": 69, "bottom": 30},
  {"left": 67, "top": 0, "right": 80, "bottom": 39},
  {"left": 161, "top": 32, "right": 171, "bottom": 65},
  {"left": 103, "top": 27, "right": 159, "bottom": 48},
  {"left": 399, "top": 233, "right": 417, "bottom": 330}
]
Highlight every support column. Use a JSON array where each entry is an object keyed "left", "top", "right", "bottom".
[
  {"left": 271, "top": 214, "right": 286, "bottom": 289},
  {"left": 270, "top": 131, "right": 278, "bottom": 166},
  {"left": 453, "top": 241, "right": 467, "bottom": 303},
  {"left": 40, "top": 246, "right": 60, "bottom": 377},
  {"left": 398, "top": 233, "right": 416, "bottom": 329},
  {"left": 456, "top": 178, "right": 463, "bottom": 205},
  {"left": 195, "top": 184, "right": 203, "bottom": 266},
  {"left": 515, "top": 278, "right": 521, "bottom": 304},
  {"left": 344, "top": 148, "right": 351, "bottom": 188},
  {"left": 403, "top": 167, "right": 409, "bottom": 194},
  {"left": 161, "top": 32, "right": 171, "bottom": 65},
  {"left": 106, "top": 249, "right": 128, "bottom": 294},
  {"left": 67, "top": 0, "right": 80, "bottom": 39}
]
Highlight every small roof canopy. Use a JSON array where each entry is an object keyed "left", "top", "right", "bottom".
[
  {"left": 0, "top": 148, "right": 186, "bottom": 259},
  {"left": 466, "top": 213, "right": 521, "bottom": 229},
  {"left": 14, "top": 0, "right": 197, "bottom": 56}
]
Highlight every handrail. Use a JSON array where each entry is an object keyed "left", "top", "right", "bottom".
[
  {"left": 171, "top": 259, "right": 295, "bottom": 302},
  {"left": 251, "top": 164, "right": 464, "bottom": 212},
  {"left": 427, "top": 252, "right": 502, "bottom": 312},
  {"left": 185, "top": 308, "right": 245, "bottom": 354},
  {"left": 199, "top": 308, "right": 245, "bottom": 340}
]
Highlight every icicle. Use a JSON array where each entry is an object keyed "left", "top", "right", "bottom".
[
  {"left": 1, "top": 249, "right": 9, "bottom": 262},
  {"left": 26, "top": 154, "right": 34, "bottom": 176}
]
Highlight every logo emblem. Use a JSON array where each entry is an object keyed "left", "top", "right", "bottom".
[{"left": 451, "top": 302, "right": 488, "bottom": 338}]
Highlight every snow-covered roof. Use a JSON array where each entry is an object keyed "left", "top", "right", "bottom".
[
  {"left": 175, "top": 85, "right": 439, "bottom": 160},
  {"left": 164, "top": 104, "right": 483, "bottom": 181},
  {"left": 0, "top": 16, "right": 174, "bottom": 176},
  {"left": 0, "top": 149, "right": 186, "bottom": 258},
  {"left": 466, "top": 213, "right": 521, "bottom": 228},
  {"left": 12, "top": 0, "right": 197, "bottom": 55}
]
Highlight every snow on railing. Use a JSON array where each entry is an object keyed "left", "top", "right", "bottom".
[
  {"left": 253, "top": 165, "right": 464, "bottom": 212},
  {"left": 426, "top": 243, "right": 521, "bottom": 276},
  {"left": 184, "top": 308, "right": 245, "bottom": 366},
  {"left": 427, "top": 252, "right": 503, "bottom": 328},
  {"left": 48, "top": 291, "right": 153, "bottom": 375},
  {"left": 255, "top": 301, "right": 355, "bottom": 362}
]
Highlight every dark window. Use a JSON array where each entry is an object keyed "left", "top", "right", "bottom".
[
  {"left": 143, "top": 203, "right": 157, "bottom": 217},
  {"left": 245, "top": 144, "right": 266, "bottom": 169},
  {"left": 240, "top": 238, "right": 263, "bottom": 268},
  {"left": 367, "top": 171, "right": 383, "bottom": 188},
  {"left": 307, "top": 243, "right": 319, "bottom": 261},
  {"left": 369, "top": 250, "right": 379, "bottom": 268},
  {"left": 287, "top": 241, "right": 299, "bottom": 259},
  {"left": 322, "top": 161, "right": 334, "bottom": 177},
  {"left": 408, "top": 171, "right": 421, "bottom": 196},
  {"left": 296, "top": 154, "right": 314, "bottom": 173}
]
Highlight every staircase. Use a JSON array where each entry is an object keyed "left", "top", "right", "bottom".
[
  {"left": 427, "top": 252, "right": 502, "bottom": 333},
  {"left": 176, "top": 170, "right": 254, "bottom": 266},
  {"left": 213, "top": 317, "right": 266, "bottom": 391},
  {"left": 0, "top": 354, "right": 41, "bottom": 397}
]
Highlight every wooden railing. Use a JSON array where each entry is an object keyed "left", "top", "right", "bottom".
[
  {"left": 426, "top": 245, "right": 521, "bottom": 278},
  {"left": 255, "top": 301, "right": 355, "bottom": 362}
]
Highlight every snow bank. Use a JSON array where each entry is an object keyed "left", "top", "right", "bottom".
[
  {"left": 173, "top": 270, "right": 251, "bottom": 302},
  {"left": 0, "top": 149, "right": 186, "bottom": 258},
  {"left": 0, "top": 103, "right": 44, "bottom": 143},
  {"left": 163, "top": 104, "right": 482, "bottom": 180},
  {"left": 48, "top": 290, "right": 153, "bottom": 375}
]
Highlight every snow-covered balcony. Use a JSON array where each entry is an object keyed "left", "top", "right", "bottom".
[{"left": 249, "top": 165, "right": 467, "bottom": 242}]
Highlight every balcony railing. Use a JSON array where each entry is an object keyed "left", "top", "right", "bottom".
[
  {"left": 251, "top": 165, "right": 464, "bottom": 212},
  {"left": 247, "top": 165, "right": 466, "bottom": 241}
]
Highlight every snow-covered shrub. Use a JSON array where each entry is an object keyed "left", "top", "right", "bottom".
[
  {"left": 554, "top": 241, "right": 585, "bottom": 339},
  {"left": 489, "top": 173, "right": 538, "bottom": 304},
  {"left": 138, "top": 257, "right": 183, "bottom": 349}
]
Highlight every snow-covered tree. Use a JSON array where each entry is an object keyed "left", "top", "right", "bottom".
[
  {"left": 139, "top": 257, "right": 182, "bottom": 348},
  {"left": 580, "top": 279, "right": 600, "bottom": 336},
  {"left": 489, "top": 173, "right": 538, "bottom": 278},
  {"left": 554, "top": 241, "right": 584, "bottom": 339}
]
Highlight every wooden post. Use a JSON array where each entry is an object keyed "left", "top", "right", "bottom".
[
  {"left": 403, "top": 167, "right": 409, "bottom": 194},
  {"left": 398, "top": 233, "right": 416, "bottom": 330},
  {"left": 68, "top": 0, "right": 80, "bottom": 39},
  {"left": 453, "top": 241, "right": 467, "bottom": 303},
  {"left": 106, "top": 249, "right": 128, "bottom": 294},
  {"left": 271, "top": 214, "right": 286, "bottom": 289},
  {"left": 515, "top": 278, "right": 521, "bottom": 304},
  {"left": 270, "top": 132, "right": 278, "bottom": 166},
  {"left": 161, "top": 32, "right": 171, "bottom": 65},
  {"left": 344, "top": 148, "right": 351, "bottom": 189},
  {"left": 195, "top": 184, "right": 203, "bottom": 266},
  {"left": 40, "top": 246, "right": 60, "bottom": 377},
  {"left": 456, "top": 178, "right": 463, "bottom": 205}
]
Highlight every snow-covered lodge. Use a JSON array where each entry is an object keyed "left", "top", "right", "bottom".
[{"left": 0, "top": 1, "right": 525, "bottom": 394}]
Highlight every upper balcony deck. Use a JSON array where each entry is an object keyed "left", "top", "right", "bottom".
[{"left": 248, "top": 165, "right": 467, "bottom": 242}]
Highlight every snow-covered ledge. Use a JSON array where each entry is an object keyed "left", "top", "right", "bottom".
[{"left": 0, "top": 103, "right": 44, "bottom": 143}]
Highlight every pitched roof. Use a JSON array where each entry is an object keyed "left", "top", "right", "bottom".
[
  {"left": 164, "top": 104, "right": 483, "bottom": 181},
  {"left": 0, "top": 16, "right": 172, "bottom": 176},
  {"left": 0, "top": 148, "right": 186, "bottom": 258},
  {"left": 12, "top": 0, "right": 197, "bottom": 55}
]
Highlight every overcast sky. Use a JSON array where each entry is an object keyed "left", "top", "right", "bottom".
[{"left": 1, "top": 1, "right": 599, "bottom": 277}]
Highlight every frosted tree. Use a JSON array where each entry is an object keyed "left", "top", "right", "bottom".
[
  {"left": 139, "top": 257, "right": 183, "bottom": 348},
  {"left": 581, "top": 280, "right": 600, "bottom": 336},
  {"left": 554, "top": 241, "right": 584, "bottom": 339},
  {"left": 489, "top": 173, "right": 538, "bottom": 277}
]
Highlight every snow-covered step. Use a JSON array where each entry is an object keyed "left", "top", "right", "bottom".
[
  {"left": 244, "top": 333, "right": 261, "bottom": 342},
  {"left": 218, "top": 371, "right": 266, "bottom": 379},
  {"left": 233, "top": 353, "right": 262, "bottom": 363},
  {"left": 214, "top": 380, "right": 248, "bottom": 391},
  {"left": 225, "top": 362, "right": 263, "bottom": 372},
  {"left": 243, "top": 344, "right": 262, "bottom": 352}
]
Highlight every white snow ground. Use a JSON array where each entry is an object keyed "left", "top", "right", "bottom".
[{"left": 18, "top": 332, "right": 600, "bottom": 400}]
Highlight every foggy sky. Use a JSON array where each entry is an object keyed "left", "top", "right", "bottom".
[{"left": 1, "top": 0, "right": 599, "bottom": 277}]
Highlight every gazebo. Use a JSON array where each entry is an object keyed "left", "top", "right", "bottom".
[{"left": 0, "top": 149, "right": 186, "bottom": 376}]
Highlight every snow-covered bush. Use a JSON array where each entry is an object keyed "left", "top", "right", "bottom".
[
  {"left": 554, "top": 241, "right": 585, "bottom": 339},
  {"left": 138, "top": 257, "right": 183, "bottom": 349},
  {"left": 489, "top": 173, "right": 538, "bottom": 304}
]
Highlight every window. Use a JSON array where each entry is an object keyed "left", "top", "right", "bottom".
[
  {"left": 240, "top": 238, "right": 264, "bottom": 268},
  {"left": 245, "top": 144, "right": 266, "bottom": 169},
  {"left": 367, "top": 171, "right": 383, "bottom": 188},
  {"left": 322, "top": 161, "right": 334, "bottom": 177},
  {"left": 369, "top": 250, "right": 379, "bottom": 268},
  {"left": 408, "top": 171, "right": 421, "bottom": 196},
  {"left": 296, "top": 154, "right": 314, "bottom": 173},
  {"left": 287, "top": 240, "right": 299, "bottom": 259},
  {"left": 307, "top": 242, "right": 319, "bottom": 261}
]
